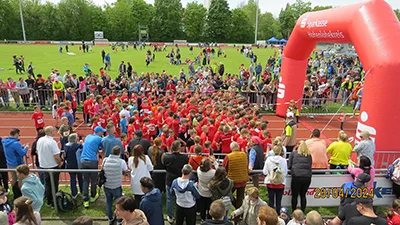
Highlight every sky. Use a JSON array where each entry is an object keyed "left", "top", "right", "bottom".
[{"left": 47, "top": 0, "right": 400, "bottom": 16}]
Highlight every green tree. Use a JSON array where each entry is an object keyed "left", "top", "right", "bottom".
[
  {"left": 230, "top": 8, "right": 253, "bottom": 43},
  {"left": 183, "top": 2, "right": 207, "bottom": 42},
  {"left": 132, "top": 0, "right": 154, "bottom": 41},
  {"left": 104, "top": 0, "right": 135, "bottom": 41},
  {"left": 36, "top": 3, "right": 63, "bottom": 40},
  {"left": 206, "top": 0, "right": 231, "bottom": 43},
  {"left": 279, "top": 0, "right": 312, "bottom": 38},
  {"left": 394, "top": 9, "right": 400, "bottom": 21},
  {"left": 151, "top": 0, "right": 184, "bottom": 42},
  {"left": 258, "top": 12, "right": 282, "bottom": 40},
  {"left": 312, "top": 5, "right": 332, "bottom": 11},
  {"left": 0, "top": 0, "right": 20, "bottom": 40}
]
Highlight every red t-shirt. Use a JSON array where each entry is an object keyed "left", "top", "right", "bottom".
[
  {"left": 166, "top": 136, "right": 175, "bottom": 149},
  {"left": 31, "top": 112, "right": 45, "bottom": 128},
  {"left": 142, "top": 124, "right": 150, "bottom": 140},
  {"left": 208, "top": 125, "right": 217, "bottom": 141},
  {"left": 57, "top": 107, "right": 64, "bottom": 118},
  {"left": 236, "top": 137, "right": 248, "bottom": 152},
  {"left": 200, "top": 132, "right": 209, "bottom": 145},
  {"left": 99, "top": 115, "right": 108, "bottom": 128},
  {"left": 220, "top": 133, "right": 232, "bottom": 153},
  {"left": 83, "top": 100, "right": 93, "bottom": 114}
]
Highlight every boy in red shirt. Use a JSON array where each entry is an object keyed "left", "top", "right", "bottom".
[
  {"left": 165, "top": 129, "right": 176, "bottom": 152},
  {"left": 203, "top": 141, "right": 212, "bottom": 155},
  {"left": 142, "top": 118, "right": 151, "bottom": 141},
  {"left": 98, "top": 110, "right": 108, "bottom": 128},
  {"left": 189, "top": 136, "right": 201, "bottom": 153},
  {"left": 31, "top": 106, "right": 45, "bottom": 133},
  {"left": 200, "top": 125, "right": 209, "bottom": 146},
  {"left": 83, "top": 94, "right": 94, "bottom": 125},
  {"left": 220, "top": 125, "right": 232, "bottom": 154},
  {"left": 237, "top": 128, "right": 250, "bottom": 152}
]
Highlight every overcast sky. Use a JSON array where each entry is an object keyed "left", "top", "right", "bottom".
[{"left": 47, "top": 0, "right": 400, "bottom": 16}]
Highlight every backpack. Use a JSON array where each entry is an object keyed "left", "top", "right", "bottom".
[
  {"left": 270, "top": 162, "right": 284, "bottom": 185},
  {"left": 220, "top": 196, "right": 233, "bottom": 211},
  {"left": 392, "top": 164, "right": 400, "bottom": 185},
  {"left": 56, "top": 191, "right": 76, "bottom": 212}
]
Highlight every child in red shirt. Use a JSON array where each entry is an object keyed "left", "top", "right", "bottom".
[
  {"left": 189, "top": 136, "right": 201, "bottom": 153},
  {"left": 203, "top": 141, "right": 212, "bottom": 155},
  {"left": 220, "top": 125, "right": 232, "bottom": 154},
  {"left": 83, "top": 95, "right": 94, "bottom": 125},
  {"left": 165, "top": 129, "right": 175, "bottom": 152},
  {"left": 142, "top": 118, "right": 151, "bottom": 141},
  {"left": 31, "top": 106, "right": 45, "bottom": 133},
  {"left": 189, "top": 145, "right": 204, "bottom": 171}
]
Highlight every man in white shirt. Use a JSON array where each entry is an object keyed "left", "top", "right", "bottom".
[
  {"left": 37, "top": 126, "right": 62, "bottom": 207},
  {"left": 119, "top": 104, "right": 130, "bottom": 124}
]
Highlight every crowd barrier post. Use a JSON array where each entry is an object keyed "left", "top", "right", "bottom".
[{"left": 49, "top": 170, "right": 59, "bottom": 215}]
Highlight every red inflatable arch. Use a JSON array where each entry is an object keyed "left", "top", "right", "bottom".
[{"left": 276, "top": 0, "right": 400, "bottom": 152}]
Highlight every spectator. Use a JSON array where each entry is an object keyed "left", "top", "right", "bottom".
[
  {"left": 81, "top": 126, "right": 105, "bottom": 208},
  {"left": 257, "top": 206, "right": 285, "bottom": 225},
  {"left": 163, "top": 140, "right": 189, "bottom": 223},
  {"left": 128, "top": 145, "right": 153, "bottom": 207},
  {"left": 248, "top": 136, "right": 265, "bottom": 188},
  {"left": 387, "top": 158, "right": 400, "bottom": 198},
  {"left": 58, "top": 117, "right": 72, "bottom": 151},
  {"left": 263, "top": 145, "right": 288, "bottom": 215},
  {"left": 279, "top": 208, "right": 290, "bottom": 224},
  {"left": 147, "top": 137, "right": 166, "bottom": 192},
  {"left": 327, "top": 131, "right": 352, "bottom": 169},
  {"left": 288, "top": 141, "right": 312, "bottom": 212},
  {"left": 64, "top": 133, "right": 83, "bottom": 198},
  {"left": 348, "top": 156, "right": 375, "bottom": 190},
  {"left": 13, "top": 197, "right": 41, "bottom": 225},
  {"left": 103, "top": 146, "right": 129, "bottom": 225},
  {"left": 208, "top": 167, "right": 233, "bottom": 221},
  {"left": 72, "top": 216, "right": 93, "bottom": 225},
  {"left": 201, "top": 200, "right": 233, "bottom": 225},
  {"left": 353, "top": 130, "right": 375, "bottom": 166},
  {"left": 102, "top": 123, "right": 124, "bottom": 157},
  {"left": 347, "top": 198, "right": 386, "bottom": 225},
  {"left": 339, "top": 173, "right": 371, "bottom": 213},
  {"left": 387, "top": 199, "right": 400, "bottom": 225},
  {"left": 0, "top": 137, "right": 9, "bottom": 193},
  {"left": 231, "top": 187, "right": 268, "bottom": 225},
  {"left": 171, "top": 164, "right": 200, "bottom": 225},
  {"left": 16, "top": 165, "right": 44, "bottom": 213},
  {"left": 0, "top": 186, "right": 13, "bottom": 215},
  {"left": 37, "top": 126, "right": 62, "bottom": 207},
  {"left": 306, "top": 211, "right": 324, "bottom": 225},
  {"left": 0, "top": 212, "right": 7, "bottom": 225},
  {"left": 139, "top": 177, "right": 164, "bottom": 225},
  {"left": 128, "top": 131, "right": 151, "bottom": 155},
  {"left": 2, "top": 128, "right": 28, "bottom": 193},
  {"left": 305, "top": 129, "right": 328, "bottom": 170},
  {"left": 222, "top": 142, "right": 248, "bottom": 209},
  {"left": 287, "top": 209, "right": 305, "bottom": 225},
  {"left": 115, "top": 196, "right": 149, "bottom": 225},
  {"left": 31, "top": 130, "right": 45, "bottom": 185},
  {"left": 197, "top": 157, "right": 218, "bottom": 221},
  {"left": 282, "top": 112, "right": 297, "bottom": 154}
]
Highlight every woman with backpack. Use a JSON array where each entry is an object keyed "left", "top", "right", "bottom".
[
  {"left": 348, "top": 156, "right": 375, "bottom": 190},
  {"left": 387, "top": 158, "right": 400, "bottom": 198},
  {"left": 263, "top": 145, "right": 288, "bottom": 215},
  {"left": 288, "top": 141, "right": 312, "bottom": 213},
  {"left": 208, "top": 167, "right": 234, "bottom": 221}
]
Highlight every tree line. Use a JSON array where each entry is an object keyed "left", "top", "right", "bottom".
[{"left": 0, "top": 0, "right": 399, "bottom": 43}]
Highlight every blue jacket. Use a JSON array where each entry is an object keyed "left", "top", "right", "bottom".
[
  {"left": 21, "top": 174, "right": 45, "bottom": 212},
  {"left": 101, "top": 134, "right": 123, "bottom": 157},
  {"left": 139, "top": 188, "right": 165, "bottom": 225},
  {"left": 64, "top": 142, "right": 83, "bottom": 169},
  {"left": 81, "top": 134, "right": 102, "bottom": 161},
  {"left": 2, "top": 137, "right": 28, "bottom": 166}
]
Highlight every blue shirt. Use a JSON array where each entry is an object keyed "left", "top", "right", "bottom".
[
  {"left": 62, "top": 112, "right": 75, "bottom": 127},
  {"left": 249, "top": 148, "right": 257, "bottom": 169},
  {"left": 81, "top": 134, "right": 102, "bottom": 161},
  {"left": 120, "top": 119, "right": 127, "bottom": 134},
  {"left": 101, "top": 134, "right": 123, "bottom": 157}
]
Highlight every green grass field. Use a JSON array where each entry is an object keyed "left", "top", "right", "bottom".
[{"left": 0, "top": 44, "right": 275, "bottom": 80}]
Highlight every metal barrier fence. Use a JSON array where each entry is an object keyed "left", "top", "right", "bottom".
[{"left": 0, "top": 167, "right": 388, "bottom": 215}]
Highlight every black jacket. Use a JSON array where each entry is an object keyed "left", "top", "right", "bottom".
[
  {"left": 128, "top": 137, "right": 151, "bottom": 155},
  {"left": 163, "top": 152, "right": 188, "bottom": 187},
  {"left": 201, "top": 220, "right": 233, "bottom": 225},
  {"left": 288, "top": 150, "right": 312, "bottom": 178},
  {"left": 0, "top": 138, "right": 7, "bottom": 168}
]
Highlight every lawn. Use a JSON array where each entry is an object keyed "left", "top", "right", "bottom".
[{"left": 0, "top": 44, "right": 276, "bottom": 80}]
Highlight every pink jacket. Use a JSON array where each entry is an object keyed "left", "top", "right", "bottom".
[{"left": 348, "top": 166, "right": 375, "bottom": 189}]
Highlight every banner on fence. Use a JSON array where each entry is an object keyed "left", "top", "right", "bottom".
[{"left": 281, "top": 175, "right": 394, "bottom": 207}]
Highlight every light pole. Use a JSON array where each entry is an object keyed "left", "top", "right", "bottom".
[
  {"left": 19, "top": 0, "right": 26, "bottom": 42},
  {"left": 254, "top": 0, "right": 259, "bottom": 44}
]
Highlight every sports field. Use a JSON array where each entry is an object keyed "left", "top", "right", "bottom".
[{"left": 0, "top": 45, "right": 276, "bottom": 80}]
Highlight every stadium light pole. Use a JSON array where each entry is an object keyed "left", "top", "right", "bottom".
[
  {"left": 19, "top": 0, "right": 27, "bottom": 42},
  {"left": 254, "top": 0, "right": 259, "bottom": 44}
]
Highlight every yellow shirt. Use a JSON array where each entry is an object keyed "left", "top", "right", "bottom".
[{"left": 327, "top": 141, "right": 352, "bottom": 166}]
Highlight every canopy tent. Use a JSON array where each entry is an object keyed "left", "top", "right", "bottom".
[
  {"left": 266, "top": 37, "right": 280, "bottom": 43},
  {"left": 280, "top": 38, "right": 288, "bottom": 43}
]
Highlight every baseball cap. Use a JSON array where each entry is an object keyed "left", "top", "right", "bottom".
[
  {"left": 280, "top": 207, "right": 289, "bottom": 215},
  {"left": 94, "top": 126, "right": 106, "bottom": 133},
  {"left": 354, "top": 173, "right": 371, "bottom": 187},
  {"left": 286, "top": 112, "right": 294, "bottom": 118}
]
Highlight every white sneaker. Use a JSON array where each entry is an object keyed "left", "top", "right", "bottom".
[{"left": 167, "top": 216, "right": 174, "bottom": 223}]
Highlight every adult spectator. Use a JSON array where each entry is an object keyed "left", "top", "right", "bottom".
[
  {"left": 387, "top": 158, "right": 400, "bottom": 198},
  {"left": 288, "top": 141, "right": 312, "bottom": 212},
  {"left": 16, "top": 164, "right": 44, "bottom": 213},
  {"left": 0, "top": 137, "right": 8, "bottom": 193},
  {"left": 208, "top": 167, "right": 233, "bottom": 221},
  {"left": 222, "top": 142, "right": 248, "bottom": 209},
  {"left": 128, "top": 145, "right": 153, "bottom": 207},
  {"left": 72, "top": 216, "right": 93, "bottom": 225},
  {"left": 81, "top": 126, "right": 105, "bottom": 208},
  {"left": 231, "top": 187, "right": 268, "bottom": 225},
  {"left": 347, "top": 198, "right": 386, "bottom": 225},
  {"left": 201, "top": 200, "right": 233, "bottom": 225},
  {"left": 31, "top": 129, "right": 45, "bottom": 185},
  {"left": 139, "top": 177, "right": 164, "bottom": 225},
  {"left": 339, "top": 173, "right": 371, "bottom": 213},
  {"left": 2, "top": 128, "right": 28, "bottom": 191},
  {"left": 103, "top": 146, "right": 129, "bottom": 225},
  {"left": 348, "top": 156, "right": 375, "bottom": 190},
  {"left": 263, "top": 145, "right": 288, "bottom": 214},
  {"left": 147, "top": 137, "right": 166, "bottom": 192},
  {"left": 248, "top": 136, "right": 265, "bottom": 188},
  {"left": 102, "top": 123, "right": 124, "bottom": 157},
  {"left": 37, "top": 126, "right": 62, "bottom": 207},
  {"left": 13, "top": 197, "right": 41, "bottom": 225},
  {"left": 162, "top": 140, "right": 189, "bottom": 223},
  {"left": 305, "top": 129, "right": 328, "bottom": 170},
  {"left": 387, "top": 199, "right": 400, "bottom": 225},
  {"left": 197, "top": 157, "right": 218, "bottom": 221},
  {"left": 114, "top": 196, "right": 148, "bottom": 225},
  {"left": 353, "top": 130, "right": 375, "bottom": 166},
  {"left": 128, "top": 131, "right": 151, "bottom": 155},
  {"left": 64, "top": 133, "right": 83, "bottom": 198},
  {"left": 327, "top": 131, "right": 352, "bottom": 169},
  {"left": 306, "top": 211, "right": 324, "bottom": 225},
  {"left": 282, "top": 112, "right": 297, "bottom": 154},
  {"left": 171, "top": 164, "right": 200, "bottom": 225},
  {"left": 257, "top": 206, "right": 285, "bottom": 225}
]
